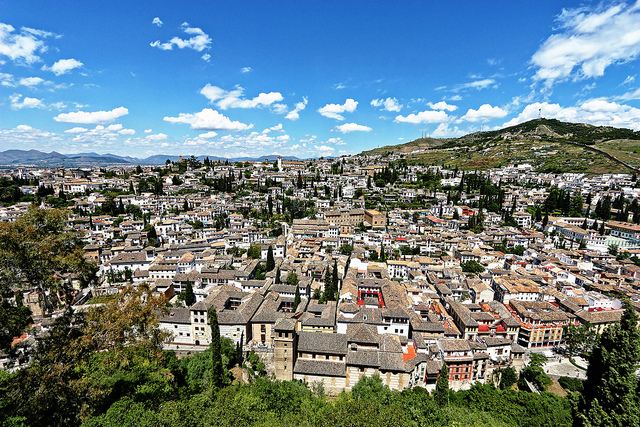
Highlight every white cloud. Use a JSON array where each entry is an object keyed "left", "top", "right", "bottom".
[
  {"left": 623, "top": 75, "right": 636, "bottom": 85},
  {"left": 333, "top": 122, "right": 372, "bottom": 133},
  {"left": 0, "top": 23, "right": 53, "bottom": 64},
  {"left": 150, "top": 23, "right": 211, "bottom": 52},
  {"left": 9, "top": 94, "right": 44, "bottom": 110},
  {"left": 201, "top": 53, "right": 211, "bottom": 62},
  {"left": 145, "top": 133, "right": 167, "bottom": 141},
  {"left": 502, "top": 100, "right": 640, "bottom": 130},
  {"left": 64, "top": 127, "right": 88, "bottom": 133},
  {"left": 144, "top": 129, "right": 152, "bottom": 133},
  {"left": 152, "top": 17, "right": 163, "bottom": 27},
  {"left": 318, "top": 98, "right": 358, "bottom": 120},
  {"left": 18, "top": 77, "right": 45, "bottom": 86},
  {"left": 199, "top": 131, "right": 218, "bottom": 139},
  {"left": 325, "top": 137, "right": 346, "bottom": 145},
  {"left": 118, "top": 128, "right": 135, "bottom": 135},
  {"left": 241, "top": 67, "right": 252, "bottom": 73},
  {"left": 532, "top": 2, "right": 640, "bottom": 86},
  {"left": 431, "top": 123, "right": 466, "bottom": 137},
  {"left": 314, "top": 145, "right": 335, "bottom": 156},
  {"left": 42, "top": 58, "right": 83, "bottom": 76},
  {"left": 428, "top": 101, "right": 458, "bottom": 111},
  {"left": 370, "top": 97, "right": 402, "bottom": 112},
  {"left": 54, "top": 106, "right": 129, "bottom": 124},
  {"left": 394, "top": 110, "right": 449, "bottom": 124},
  {"left": 616, "top": 87, "right": 640, "bottom": 100},
  {"left": 285, "top": 97, "right": 308, "bottom": 120},
  {"left": 200, "top": 84, "right": 283, "bottom": 110},
  {"left": 452, "top": 79, "right": 496, "bottom": 92},
  {"left": 461, "top": 104, "right": 508, "bottom": 122},
  {"left": 163, "top": 107, "right": 252, "bottom": 131}
]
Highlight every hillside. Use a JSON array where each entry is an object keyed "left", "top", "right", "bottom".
[{"left": 360, "top": 119, "right": 640, "bottom": 174}]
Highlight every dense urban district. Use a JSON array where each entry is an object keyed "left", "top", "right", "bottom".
[{"left": 2, "top": 119, "right": 640, "bottom": 426}]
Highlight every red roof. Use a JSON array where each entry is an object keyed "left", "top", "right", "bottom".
[{"left": 478, "top": 325, "right": 489, "bottom": 332}]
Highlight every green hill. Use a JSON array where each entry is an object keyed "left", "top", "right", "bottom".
[{"left": 360, "top": 119, "right": 640, "bottom": 174}]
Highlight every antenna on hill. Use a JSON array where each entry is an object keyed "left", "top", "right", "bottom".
[{"left": 538, "top": 108, "right": 542, "bottom": 120}]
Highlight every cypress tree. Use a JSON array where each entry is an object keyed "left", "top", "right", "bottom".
[
  {"left": 332, "top": 260, "right": 339, "bottom": 300},
  {"left": 208, "top": 308, "right": 224, "bottom": 389},
  {"left": 293, "top": 285, "right": 301, "bottom": 310},
  {"left": 323, "top": 267, "right": 332, "bottom": 301},
  {"left": 434, "top": 363, "right": 449, "bottom": 407},
  {"left": 575, "top": 299, "right": 640, "bottom": 427},
  {"left": 266, "top": 245, "right": 275, "bottom": 272},
  {"left": 184, "top": 280, "right": 195, "bottom": 306},
  {"left": 275, "top": 267, "right": 281, "bottom": 284}
]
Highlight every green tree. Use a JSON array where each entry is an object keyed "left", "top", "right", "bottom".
[
  {"left": 293, "top": 285, "right": 301, "bottom": 311},
  {"left": 498, "top": 367, "right": 518, "bottom": 390},
  {"left": 0, "top": 207, "right": 98, "bottom": 352},
  {"left": 461, "top": 260, "right": 485, "bottom": 274},
  {"left": 184, "top": 281, "right": 195, "bottom": 307},
  {"left": 208, "top": 308, "right": 224, "bottom": 389},
  {"left": 434, "top": 363, "right": 449, "bottom": 407},
  {"left": 247, "top": 244, "right": 261, "bottom": 259},
  {"left": 147, "top": 225, "right": 159, "bottom": 247},
  {"left": 266, "top": 245, "right": 275, "bottom": 272},
  {"left": 575, "top": 298, "right": 640, "bottom": 427},
  {"left": 286, "top": 272, "right": 299, "bottom": 287},
  {"left": 275, "top": 267, "right": 281, "bottom": 284}
]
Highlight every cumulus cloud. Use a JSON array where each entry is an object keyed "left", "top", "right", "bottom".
[
  {"left": 18, "top": 76, "right": 45, "bottom": 86},
  {"left": 318, "top": 98, "right": 358, "bottom": 120},
  {"left": 370, "top": 97, "right": 402, "bottom": 112},
  {"left": 199, "top": 131, "right": 218, "bottom": 139},
  {"left": 532, "top": 2, "right": 640, "bottom": 86},
  {"left": 152, "top": 17, "right": 163, "bottom": 27},
  {"left": 285, "top": 97, "right": 308, "bottom": 120},
  {"left": 42, "top": 58, "right": 83, "bottom": 76},
  {"left": 333, "top": 122, "right": 372, "bottom": 133},
  {"left": 200, "top": 84, "right": 283, "bottom": 110},
  {"left": 502, "top": 100, "right": 640, "bottom": 130},
  {"left": 461, "top": 104, "right": 508, "bottom": 122},
  {"left": 432, "top": 123, "right": 466, "bottom": 137},
  {"left": 201, "top": 53, "right": 210, "bottom": 62},
  {"left": 428, "top": 101, "right": 458, "bottom": 111},
  {"left": 150, "top": 23, "right": 211, "bottom": 53},
  {"left": 9, "top": 94, "right": 44, "bottom": 110},
  {"left": 241, "top": 67, "right": 252, "bottom": 73},
  {"left": 394, "top": 110, "right": 449, "bottom": 124},
  {"left": 163, "top": 108, "right": 252, "bottom": 131},
  {"left": 54, "top": 106, "right": 129, "bottom": 124},
  {"left": 64, "top": 127, "right": 88, "bottom": 133},
  {"left": 314, "top": 145, "right": 336, "bottom": 156},
  {"left": 0, "top": 23, "right": 54, "bottom": 64}
]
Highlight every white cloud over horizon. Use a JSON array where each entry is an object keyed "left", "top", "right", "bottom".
[
  {"left": 394, "top": 109, "right": 449, "bottom": 124},
  {"left": 54, "top": 107, "right": 129, "bottom": 124},
  {"left": 163, "top": 107, "right": 253, "bottom": 131},
  {"left": 461, "top": 104, "right": 508, "bottom": 122}
]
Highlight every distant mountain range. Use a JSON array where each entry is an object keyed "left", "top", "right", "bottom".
[{"left": 0, "top": 151, "right": 303, "bottom": 167}]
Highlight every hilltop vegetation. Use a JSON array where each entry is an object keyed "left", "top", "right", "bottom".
[{"left": 361, "top": 119, "right": 640, "bottom": 174}]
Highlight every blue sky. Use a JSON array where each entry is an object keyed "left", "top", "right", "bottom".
[{"left": 2, "top": 1, "right": 640, "bottom": 159}]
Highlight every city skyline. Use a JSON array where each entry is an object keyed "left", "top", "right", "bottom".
[{"left": 1, "top": 0, "right": 640, "bottom": 159}]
